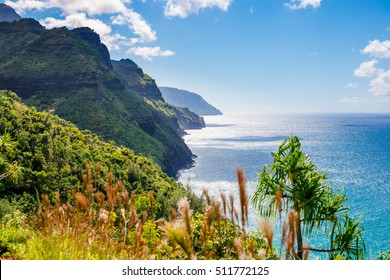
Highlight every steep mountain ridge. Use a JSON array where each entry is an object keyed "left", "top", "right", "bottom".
[
  {"left": 0, "top": 19, "right": 193, "bottom": 177},
  {"left": 111, "top": 59, "right": 164, "bottom": 101},
  {"left": 0, "top": 3, "right": 21, "bottom": 22},
  {"left": 112, "top": 59, "right": 205, "bottom": 130},
  {"left": 160, "top": 86, "right": 222, "bottom": 116}
]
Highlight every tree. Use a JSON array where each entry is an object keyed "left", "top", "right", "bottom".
[
  {"left": 252, "top": 136, "right": 365, "bottom": 259},
  {"left": 0, "top": 133, "right": 23, "bottom": 183}
]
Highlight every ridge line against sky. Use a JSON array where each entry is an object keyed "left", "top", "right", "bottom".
[{"left": 3, "top": 0, "right": 390, "bottom": 113}]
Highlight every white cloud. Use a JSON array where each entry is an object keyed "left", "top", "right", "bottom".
[
  {"left": 7, "top": 0, "right": 129, "bottom": 15},
  {"left": 49, "top": 0, "right": 128, "bottom": 15},
  {"left": 344, "top": 83, "right": 358, "bottom": 89},
  {"left": 352, "top": 38, "right": 390, "bottom": 99},
  {"left": 5, "top": 0, "right": 46, "bottom": 13},
  {"left": 285, "top": 0, "right": 322, "bottom": 10},
  {"left": 101, "top": 33, "right": 128, "bottom": 51},
  {"left": 164, "top": 0, "right": 232, "bottom": 18},
  {"left": 111, "top": 10, "right": 157, "bottom": 43},
  {"left": 361, "top": 39, "right": 390, "bottom": 59},
  {"left": 127, "top": 46, "right": 175, "bottom": 61},
  {"left": 369, "top": 70, "right": 390, "bottom": 97},
  {"left": 250, "top": 6, "right": 254, "bottom": 14},
  {"left": 354, "top": 59, "right": 380, "bottom": 78},
  {"left": 41, "top": 13, "right": 112, "bottom": 36}
]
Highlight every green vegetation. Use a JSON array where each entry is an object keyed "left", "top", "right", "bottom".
[
  {"left": 145, "top": 99, "right": 205, "bottom": 130},
  {"left": 252, "top": 136, "right": 366, "bottom": 260},
  {"left": 0, "top": 19, "right": 193, "bottom": 177},
  {"left": 112, "top": 59, "right": 165, "bottom": 102},
  {"left": 0, "top": 98, "right": 379, "bottom": 260},
  {"left": 0, "top": 90, "right": 200, "bottom": 218},
  {"left": 377, "top": 251, "right": 390, "bottom": 260},
  {"left": 0, "top": 90, "right": 271, "bottom": 260},
  {"left": 113, "top": 59, "right": 205, "bottom": 131},
  {"left": 172, "top": 106, "right": 206, "bottom": 130}
]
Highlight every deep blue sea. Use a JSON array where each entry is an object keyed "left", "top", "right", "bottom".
[{"left": 178, "top": 114, "right": 390, "bottom": 259}]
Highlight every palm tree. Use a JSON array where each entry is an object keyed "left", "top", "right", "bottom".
[{"left": 252, "top": 136, "right": 365, "bottom": 259}]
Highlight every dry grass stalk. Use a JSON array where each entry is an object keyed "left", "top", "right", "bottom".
[
  {"left": 228, "top": 193, "right": 235, "bottom": 225},
  {"left": 202, "top": 205, "right": 213, "bottom": 239},
  {"left": 237, "top": 167, "right": 249, "bottom": 233},
  {"left": 171, "top": 208, "right": 177, "bottom": 220},
  {"left": 260, "top": 219, "right": 274, "bottom": 253},
  {"left": 285, "top": 209, "right": 298, "bottom": 259},
  {"left": 275, "top": 190, "right": 283, "bottom": 218},
  {"left": 178, "top": 198, "right": 192, "bottom": 238},
  {"left": 233, "top": 237, "right": 242, "bottom": 257},
  {"left": 212, "top": 200, "right": 222, "bottom": 229},
  {"left": 248, "top": 238, "right": 256, "bottom": 257},
  {"left": 165, "top": 198, "right": 195, "bottom": 260},
  {"left": 220, "top": 192, "right": 227, "bottom": 218},
  {"left": 202, "top": 189, "right": 211, "bottom": 206},
  {"left": 281, "top": 219, "right": 288, "bottom": 257},
  {"left": 75, "top": 193, "right": 88, "bottom": 211},
  {"left": 233, "top": 237, "right": 251, "bottom": 260}
]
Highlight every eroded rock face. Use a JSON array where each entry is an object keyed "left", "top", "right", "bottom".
[{"left": 112, "top": 59, "right": 164, "bottom": 101}]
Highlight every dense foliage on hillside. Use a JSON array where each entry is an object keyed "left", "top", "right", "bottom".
[
  {"left": 0, "top": 90, "right": 201, "bottom": 217},
  {"left": 0, "top": 19, "right": 193, "bottom": 177}
]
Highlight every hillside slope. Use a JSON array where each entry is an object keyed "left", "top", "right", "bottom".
[
  {"left": 112, "top": 59, "right": 205, "bottom": 130},
  {"left": 0, "top": 90, "right": 199, "bottom": 217},
  {"left": 0, "top": 19, "right": 193, "bottom": 177}
]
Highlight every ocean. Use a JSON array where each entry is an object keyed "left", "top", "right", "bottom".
[{"left": 178, "top": 114, "right": 390, "bottom": 259}]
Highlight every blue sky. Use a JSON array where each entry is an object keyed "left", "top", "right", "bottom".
[{"left": 4, "top": 0, "right": 390, "bottom": 113}]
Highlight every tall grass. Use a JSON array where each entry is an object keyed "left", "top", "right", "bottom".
[
  {"left": 7, "top": 164, "right": 273, "bottom": 260},
  {"left": 0, "top": 164, "right": 276, "bottom": 260}
]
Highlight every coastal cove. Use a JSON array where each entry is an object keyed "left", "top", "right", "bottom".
[{"left": 178, "top": 113, "right": 390, "bottom": 259}]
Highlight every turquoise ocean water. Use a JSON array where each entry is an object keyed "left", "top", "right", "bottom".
[{"left": 178, "top": 114, "right": 390, "bottom": 259}]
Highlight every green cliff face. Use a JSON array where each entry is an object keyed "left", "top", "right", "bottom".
[
  {"left": 172, "top": 107, "right": 206, "bottom": 130},
  {"left": 112, "top": 59, "right": 165, "bottom": 101},
  {"left": 0, "top": 19, "right": 194, "bottom": 177},
  {"left": 113, "top": 58, "right": 206, "bottom": 131}
]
